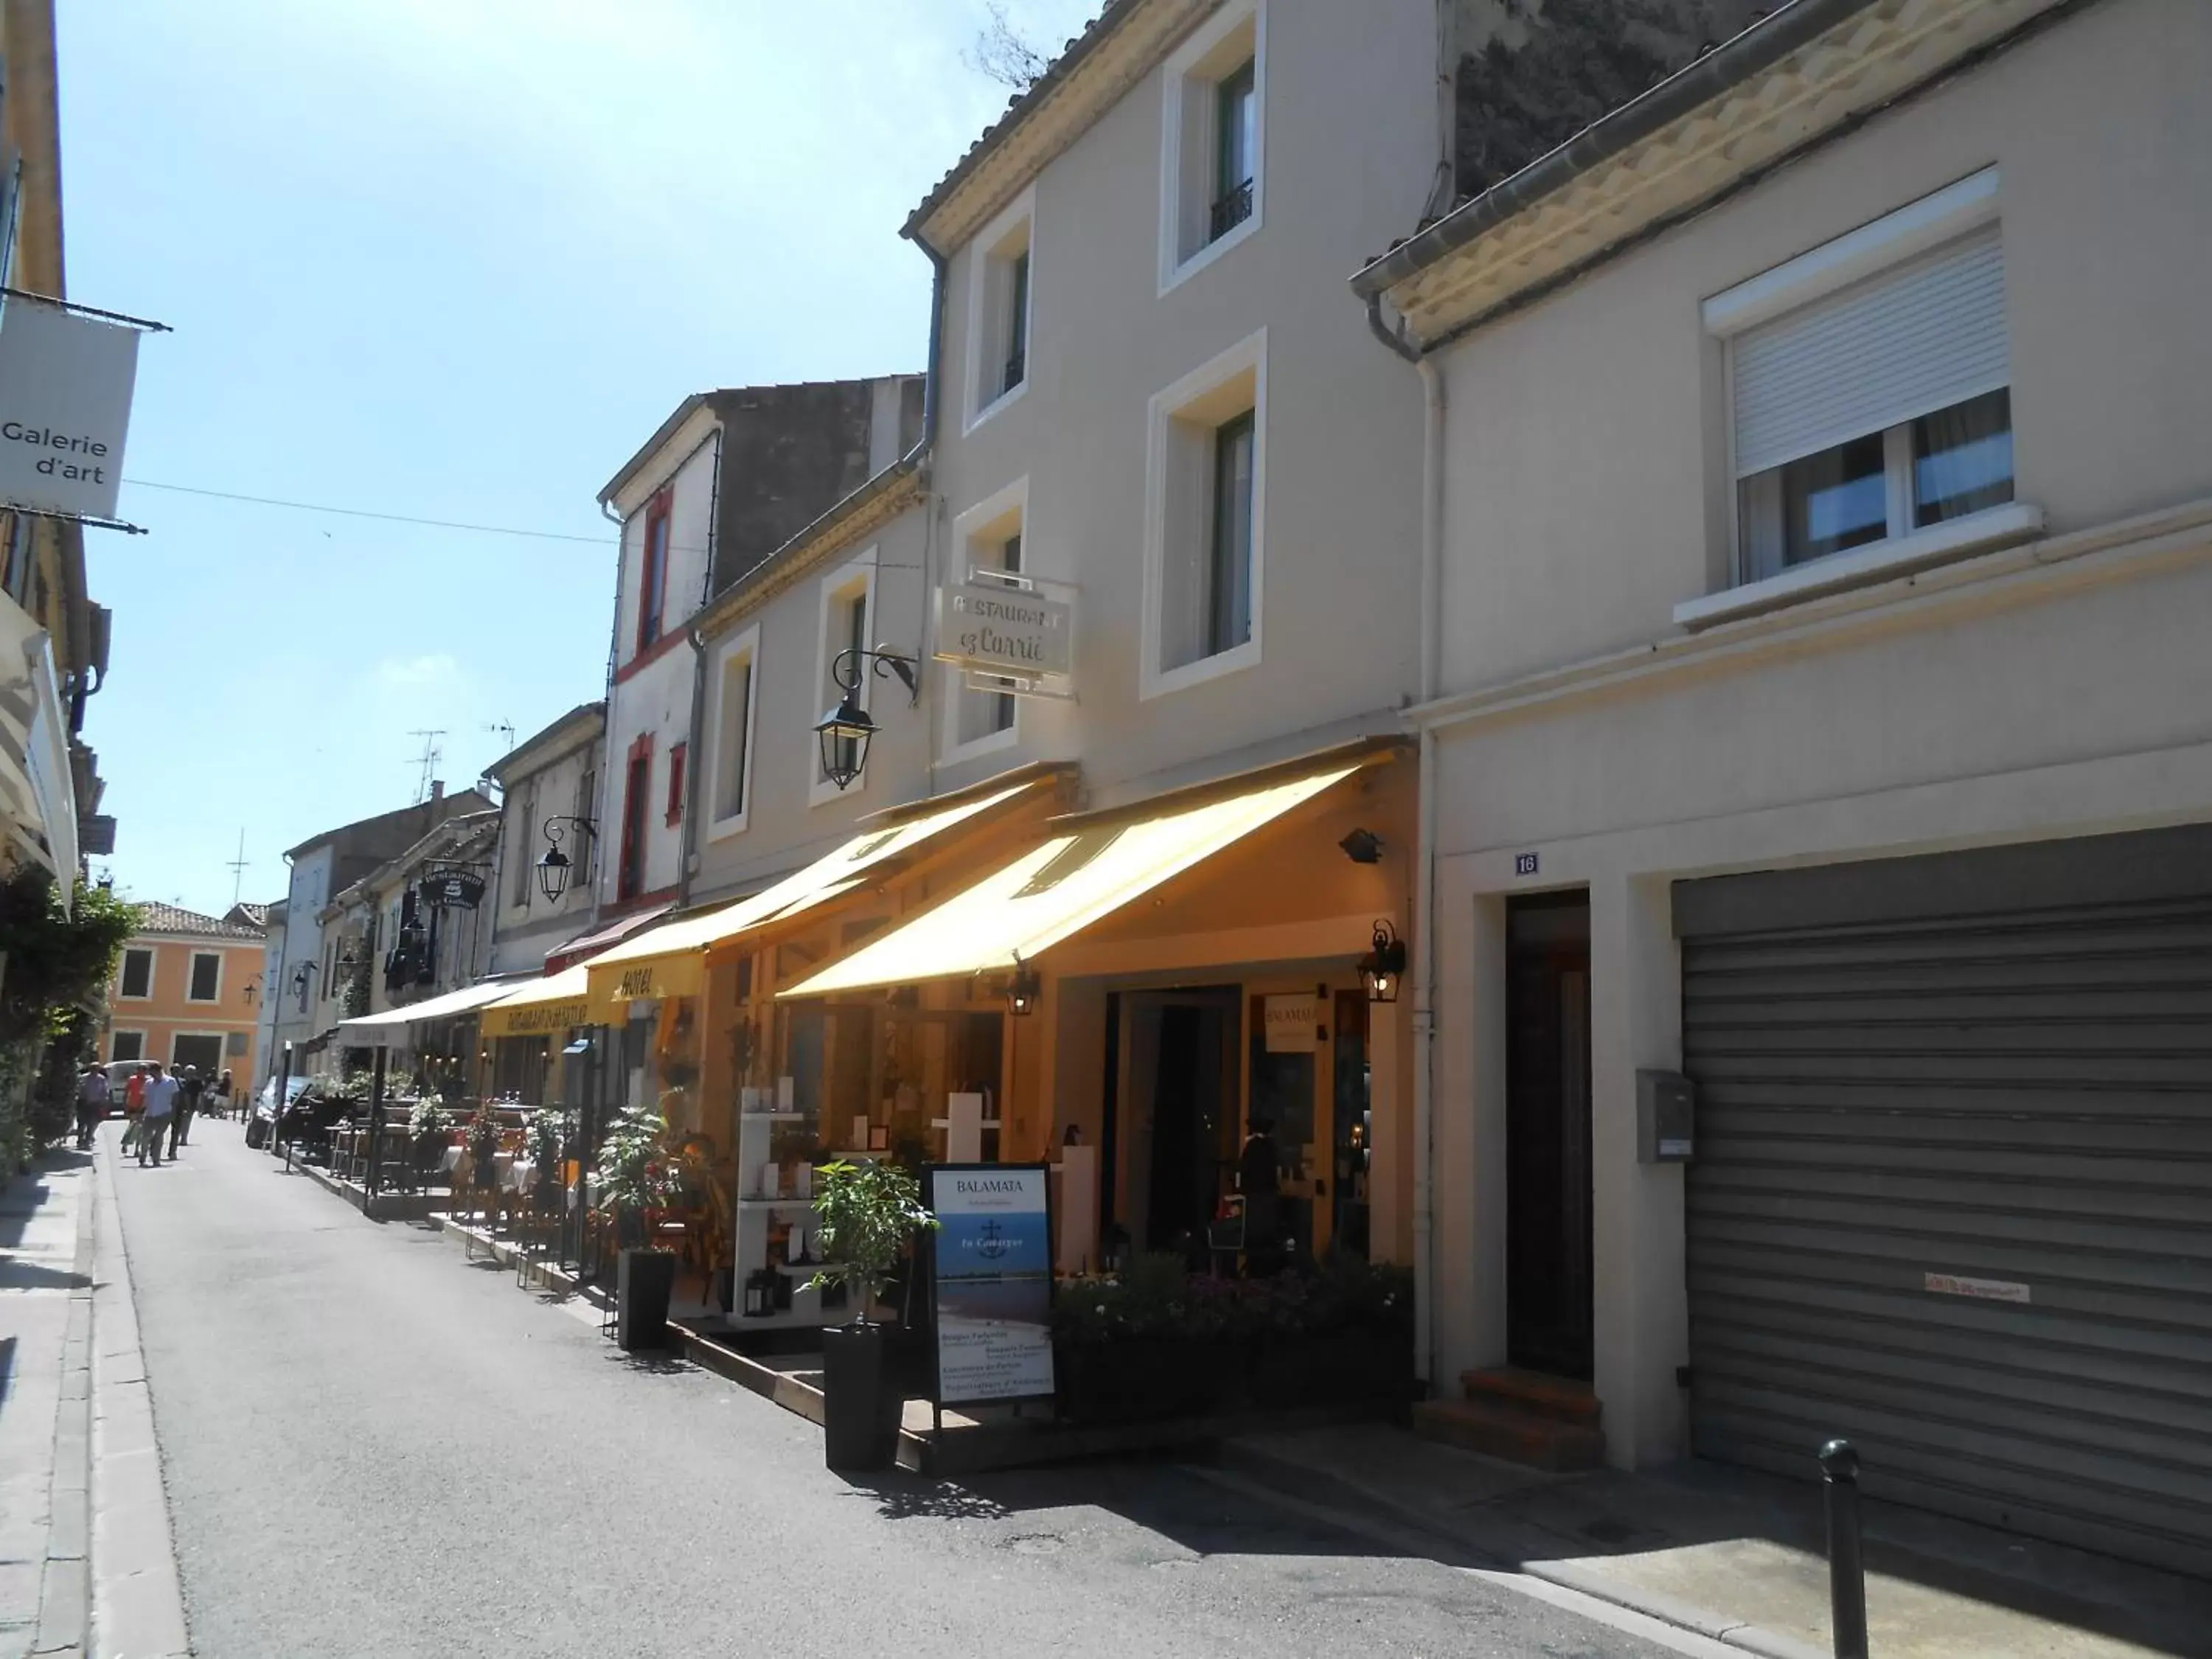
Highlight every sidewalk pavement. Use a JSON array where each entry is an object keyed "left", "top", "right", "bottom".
[
  {"left": 0, "top": 1130, "right": 189, "bottom": 1659},
  {"left": 1, "top": 1148, "right": 95, "bottom": 1659},
  {"left": 1205, "top": 1422, "right": 2212, "bottom": 1659}
]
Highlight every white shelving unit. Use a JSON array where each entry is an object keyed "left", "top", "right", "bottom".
[{"left": 726, "top": 1104, "right": 842, "bottom": 1330}]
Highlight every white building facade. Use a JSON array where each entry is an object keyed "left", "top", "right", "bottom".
[{"left": 1362, "top": 0, "right": 2212, "bottom": 1578}]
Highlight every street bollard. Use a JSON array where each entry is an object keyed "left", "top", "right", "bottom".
[{"left": 1819, "top": 1438, "right": 1870, "bottom": 1659}]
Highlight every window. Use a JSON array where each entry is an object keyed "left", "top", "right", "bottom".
[
  {"left": 118, "top": 947, "right": 152, "bottom": 1000},
  {"left": 1693, "top": 170, "right": 2037, "bottom": 625},
  {"left": 511, "top": 782, "right": 536, "bottom": 908},
  {"left": 665, "top": 742, "right": 687, "bottom": 826},
  {"left": 187, "top": 951, "right": 222, "bottom": 1003},
  {"left": 111, "top": 1030, "right": 144, "bottom": 1063},
  {"left": 1207, "top": 414, "right": 1256, "bottom": 658},
  {"left": 964, "top": 192, "right": 1034, "bottom": 429},
  {"left": 945, "top": 480, "right": 1030, "bottom": 758},
  {"left": 811, "top": 552, "right": 877, "bottom": 804},
  {"left": 616, "top": 735, "right": 652, "bottom": 902},
  {"left": 1142, "top": 330, "right": 1267, "bottom": 697},
  {"left": 709, "top": 626, "right": 759, "bottom": 838},
  {"left": 1213, "top": 62, "right": 1256, "bottom": 240},
  {"left": 636, "top": 489, "right": 671, "bottom": 655},
  {"left": 1159, "top": 0, "right": 1264, "bottom": 291}
]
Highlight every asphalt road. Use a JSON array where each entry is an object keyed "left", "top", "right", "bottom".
[{"left": 110, "top": 1123, "right": 1698, "bottom": 1659}]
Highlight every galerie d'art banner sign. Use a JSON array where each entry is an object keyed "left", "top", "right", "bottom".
[
  {"left": 928, "top": 1164, "right": 1055, "bottom": 1407},
  {"left": 0, "top": 298, "right": 141, "bottom": 521}
]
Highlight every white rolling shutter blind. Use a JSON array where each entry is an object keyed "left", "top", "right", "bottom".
[{"left": 1733, "top": 229, "right": 2008, "bottom": 479}]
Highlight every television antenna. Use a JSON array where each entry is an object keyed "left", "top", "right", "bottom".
[
  {"left": 407, "top": 729, "right": 446, "bottom": 802},
  {"left": 226, "top": 828, "right": 249, "bottom": 905}
]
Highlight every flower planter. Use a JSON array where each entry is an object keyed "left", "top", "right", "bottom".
[
  {"left": 1055, "top": 1337, "right": 1242, "bottom": 1425},
  {"left": 1249, "top": 1329, "right": 1413, "bottom": 1410},
  {"left": 616, "top": 1247, "right": 678, "bottom": 1351},
  {"left": 821, "top": 1323, "right": 905, "bottom": 1472}
]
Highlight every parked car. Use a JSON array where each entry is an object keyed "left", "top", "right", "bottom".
[
  {"left": 101, "top": 1059, "right": 143, "bottom": 1113},
  {"left": 248, "top": 1074, "right": 314, "bottom": 1147}
]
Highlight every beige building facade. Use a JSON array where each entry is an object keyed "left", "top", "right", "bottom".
[{"left": 1363, "top": 0, "right": 2211, "bottom": 1577}]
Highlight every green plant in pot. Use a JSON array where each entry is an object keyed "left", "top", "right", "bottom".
[
  {"left": 524, "top": 1108, "right": 565, "bottom": 1189},
  {"left": 594, "top": 1102, "right": 678, "bottom": 1350},
  {"left": 807, "top": 1158, "right": 937, "bottom": 1472},
  {"left": 408, "top": 1093, "right": 452, "bottom": 1142}
]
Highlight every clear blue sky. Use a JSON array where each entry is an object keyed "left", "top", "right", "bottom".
[{"left": 58, "top": 0, "right": 1095, "bottom": 916}]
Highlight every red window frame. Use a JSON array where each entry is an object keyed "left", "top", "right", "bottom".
[
  {"left": 636, "top": 490, "right": 672, "bottom": 657},
  {"left": 616, "top": 733, "right": 653, "bottom": 903},
  {"left": 665, "top": 742, "right": 687, "bottom": 827}
]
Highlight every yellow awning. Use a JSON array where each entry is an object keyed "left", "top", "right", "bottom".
[
  {"left": 779, "top": 765, "right": 1359, "bottom": 998},
  {"left": 479, "top": 963, "right": 596, "bottom": 1039},
  {"left": 585, "top": 781, "right": 1037, "bottom": 1009}
]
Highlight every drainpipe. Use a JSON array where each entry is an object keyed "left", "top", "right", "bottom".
[
  {"left": 1368, "top": 293, "right": 1446, "bottom": 1389},
  {"left": 677, "top": 427, "right": 725, "bottom": 909},
  {"left": 900, "top": 233, "right": 951, "bottom": 797}
]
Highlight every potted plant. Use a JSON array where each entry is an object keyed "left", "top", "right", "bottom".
[
  {"left": 807, "top": 1158, "right": 936, "bottom": 1472},
  {"left": 408, "top": 1093, "right": 453, "bottom": 1186},
  {"left": 524, "top": 1108, "right": 565, "bottom": 1192},
  {"left": 596, "top": 1102, "right": 677, "bottom": 1349}
]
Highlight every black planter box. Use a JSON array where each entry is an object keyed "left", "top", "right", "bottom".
[
  {"left": 821, "top": 1323, "right": 905, "bottom": 1472},
  {"left": 1249, "top": 1329, "right": 1414, "bottom": 1409},
  {"left": 1056, "top": 1338, "right": 1242, "bottom": 1425},
  {"left": 616, "top": 1248, "right": 678, "bottom": 1351}
]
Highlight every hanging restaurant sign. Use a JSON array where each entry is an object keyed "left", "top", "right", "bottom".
[
  {"left": 928, "top": 1164, "right": 1056, "bottom": 1408},
  {"left": 933, "top": 582, "right": 1073, "bottom": 685},
  {"left": 0, "top": 298, "right": 141, "bottom": 521},
  {"left": 420, "top": 871, "right": 486, "bottom": 909}
]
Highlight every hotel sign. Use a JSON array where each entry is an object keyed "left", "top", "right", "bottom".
[{"left": 934, "top": 582, "right": 1072, "bottom": 684}]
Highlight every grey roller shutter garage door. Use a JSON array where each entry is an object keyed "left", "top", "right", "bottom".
[{"left": 1675, "top": 825, "right": 2212, "bottom": 1578}]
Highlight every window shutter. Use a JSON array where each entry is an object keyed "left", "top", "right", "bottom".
[{"left": 1732, "top": 229, "right": 2008, "bottom": 479}]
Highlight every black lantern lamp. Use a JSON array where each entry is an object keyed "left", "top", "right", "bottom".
[
  {"left": 537, "top": 816, "right": 597, "bottom": 904},
  {"left": 813, "top": 645, "right": 919, "bottom": 791},
  {"left": 1360, "top": 920, "right": 1407, "bottom": 1004},
  {"left": 1007, "top": 953, "right": 1042, "bottom": 1018}
]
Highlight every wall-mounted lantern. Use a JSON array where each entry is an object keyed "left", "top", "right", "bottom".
[
  {"left": 1359, "top": 920, "right": 1407, "bottom": 1004},
  {"left": 813, "top": 645, "right": 919, "bottom": 791},
  {"left": 537, "top": 816, "right": 597, "bottom": 904}
]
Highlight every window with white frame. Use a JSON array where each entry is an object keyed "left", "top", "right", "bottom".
[
  {"left": 1158, "top": 0, "right": 1264, "bottom": 291},
  {"left": 117, "top": 947, "right": 153, "bottom": 1000},
  {"left": 509, "top": 782, "right": 536, "bottom": 909},
  {"left": 965, "top": 192, "right": 1034, "bottom": 428},
  {"left": 946, "top": 481, "right": 1028, "bottom": 755},
  {"left": 1708, "top": 170, "right": 2020, "bottom": 591},
  {"left": 111, "top": 1030, "right": 144, "bottom": 1063},
  {"left": 1142, "top": 330, "right": 1265, "bottom": 696},
  {"left": 187, "top": 951, "right": 222, "bottom": 1003},
  {"left": 812, "top": 552, "right": 877, "bottom": 801},
  {"left": 709, "top": 625, "right": 760, "bottom": 837}
]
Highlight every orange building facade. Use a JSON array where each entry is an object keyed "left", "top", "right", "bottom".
[{"left": 103, "top": 902, "right": 267, "bottom": 1084}]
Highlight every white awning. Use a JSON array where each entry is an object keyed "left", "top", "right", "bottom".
[
  {"left": 335, "top": 977, "right": 534, "bottom": 1048},
  {"left": 0, "top": 597, "right": 74, "bottom": 902}
]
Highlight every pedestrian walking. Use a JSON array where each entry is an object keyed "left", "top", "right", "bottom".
[
  {"left": 120, "top": 1062, "right": 149, "bottom": 1154},
  {"left": 74, "top": 1062, "right": 109, "bottom": 1150},
  {"left": 170, "top": 1065, "right": 205, "bottom": 1157},
  {"left": 139, "top": 1062, "right": 178, "bottom": 1166},
  {"left": 209, "top": 1068, "right": 235, "bottom": 1121}
]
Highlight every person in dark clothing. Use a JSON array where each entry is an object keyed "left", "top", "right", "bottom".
[
  {"left": 1237, "top": 1114, "right": 1284, "bottom": 1276},
  {"left": 170, "top": 1065, "right": 205, "bottom": 1157},
  {"left": 74, "top": 1064, "right": 109, "bottom": 1150}
]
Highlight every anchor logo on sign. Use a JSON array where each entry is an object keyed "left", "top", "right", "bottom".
[{"left": 975, "top": 1220, "right": 1010, "bottom": 1262}]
